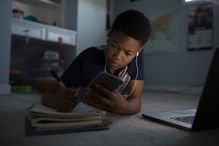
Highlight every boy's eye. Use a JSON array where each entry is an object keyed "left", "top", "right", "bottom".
[
  {"left": 125, "top": 51, "right": 134, "bottom": 56},
  {"left": 111, "top": 43, "right": 117, "bottom": 48}
]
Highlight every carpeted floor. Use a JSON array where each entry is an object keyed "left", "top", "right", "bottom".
[{"left": 0, "top": 91, "right": 218, "bottom": 146}]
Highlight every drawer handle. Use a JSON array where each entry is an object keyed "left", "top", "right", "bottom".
[{"left": 23, "top": 29, "right": 30, "bottom": 32}]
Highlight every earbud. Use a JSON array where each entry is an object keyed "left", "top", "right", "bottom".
[{"left": 137, "top": 48, "right": 143, "bottom": 57}]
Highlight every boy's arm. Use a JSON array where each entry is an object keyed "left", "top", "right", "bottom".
[{"left": 125, "top": 80, "right": 144, "bottom": 114}]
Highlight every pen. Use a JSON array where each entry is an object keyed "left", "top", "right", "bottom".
[{"left": 50, "top": 70, "right": 66, "bottom": 87}]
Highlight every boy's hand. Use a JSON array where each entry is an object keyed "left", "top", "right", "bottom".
[
  {"left": 87, "top": 85, "right": 127, "bottom": 113},
  {"left": 55, "top": 86, "right": 78, "bottom": 112},
  {"left": 42, "top": 83, "right": 78, "bottom": 112}
]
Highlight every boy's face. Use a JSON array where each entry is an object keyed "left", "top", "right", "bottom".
[{"left": 105, "top": 30, "right": 142, "bottom": 74}]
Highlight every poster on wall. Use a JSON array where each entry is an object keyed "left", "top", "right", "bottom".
[
  {"left": 144, "top": 9, "right": 180, "bottom": 55},
  {"left": 188, "top": 2, "right": 213, "bottom": 51}
]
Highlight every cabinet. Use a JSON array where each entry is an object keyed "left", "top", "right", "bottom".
[
  {"left": 13, "top": 0, "right": 63, "bottom": 26},
  {"left": 11, "top": 1, "right": 77, "bottom": 92},
  {"left": 11, "top": 18, "right": 77, "bottom": 46},
  {"left": 10, "top": 18, "right": 77, "bottom": 91}
]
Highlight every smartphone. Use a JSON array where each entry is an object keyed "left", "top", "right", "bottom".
[{"left": 88, "top": 72, "right": 124, "bottom": 91}]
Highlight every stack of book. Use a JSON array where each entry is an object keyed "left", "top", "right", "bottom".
[{"left": 25, "top": 103, "right": 111, "bottom": 136}]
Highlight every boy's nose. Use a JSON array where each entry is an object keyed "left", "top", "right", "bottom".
[{"left": 114, "top": 51, "right": 123, "bottom": 60}]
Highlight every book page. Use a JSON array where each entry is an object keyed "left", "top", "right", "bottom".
[{"left": 29, "top": 103, "right": 105, "bottom": 117}]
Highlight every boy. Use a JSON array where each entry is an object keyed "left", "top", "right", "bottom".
[{"left": 41, "top": 9, "right": 151, "bottom": 115}]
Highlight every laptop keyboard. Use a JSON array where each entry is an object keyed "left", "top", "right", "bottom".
[{"left": 171, "top": 116, "right": 194, "bottom": 124}]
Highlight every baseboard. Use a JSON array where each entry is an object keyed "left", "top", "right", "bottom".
[
  {"left": 144, "top": 85, "right": 203, "bottom": 94},
  {"left": 0, "top": 83, "right": 11, "bottom": 94}
]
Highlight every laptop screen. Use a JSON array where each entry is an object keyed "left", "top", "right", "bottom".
[{"left": 192, "top": 48, "right": 219, "bottom": 130}]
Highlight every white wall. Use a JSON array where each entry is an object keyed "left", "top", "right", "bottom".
[
  {"left": 112, "top": 0, "right": 219, "bottom": 88},
  {"left": 0, "top": 0, "right": 12, "bottom": 94},
  {"left": 76, "top": 0, "right": 107, "bottom": 55},
  {"left": 62, "top": 0, "right": 107, "bottom": 66}
]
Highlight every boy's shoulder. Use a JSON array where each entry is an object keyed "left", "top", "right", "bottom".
[
  {"left": 80, "top": 45, "right": 105, "bottom": 56},
  {"left": 85, "top": 45, "right": 105, "bottom": 52},
  {"left": 77, "top": 46, "right": 105, "bottom": 62}
]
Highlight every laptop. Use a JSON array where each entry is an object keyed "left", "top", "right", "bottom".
[{"left": 142, "top": 48, "right": 219, "bottom": 131}]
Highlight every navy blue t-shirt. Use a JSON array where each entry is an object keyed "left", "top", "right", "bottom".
[{"left": 60, "top": 46, "right": 144, "bottom": 88}]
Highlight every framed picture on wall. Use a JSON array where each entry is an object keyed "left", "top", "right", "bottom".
[{"left": 188, "top": 2, "right": 213, "bottom": 51}]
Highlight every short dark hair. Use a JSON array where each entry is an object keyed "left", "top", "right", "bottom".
[{"left": 111, "top": 10, "right": 151, "bottom": 46}]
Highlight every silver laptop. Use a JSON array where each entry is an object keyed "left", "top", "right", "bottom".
[{"left": 142, "top": 48, "right": 219, "bottom": 131}]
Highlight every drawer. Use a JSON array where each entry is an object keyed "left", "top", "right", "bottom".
[
  {"left": 46, "top": 29, "right": 76, "bottom": 46},
  {"left": 12, "top": 23, "right": 46, "bottom": 40}
]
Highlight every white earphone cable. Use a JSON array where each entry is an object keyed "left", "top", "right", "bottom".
[{"left": 127, "top": 55, "right": 138, "bottom": 96}]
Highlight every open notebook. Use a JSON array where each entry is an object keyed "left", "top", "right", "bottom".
[{"left": 25, "top": 103, "right": 111, "bottom": 136}]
